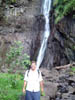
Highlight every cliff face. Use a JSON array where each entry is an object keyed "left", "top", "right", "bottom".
[
  {"left": 30, "top": 0, "right": 75, "bottom": 68},
  {"left": 42, "top": 15, "right": 75, "bottom": 69},
  {"left": 42, "top": 0, "right": 75, "bottom": 68},
  {"left": 0, "top": 0, "right": 41, "bottom": 68},
  {"left": 55, "top": 16, "right": 75, "bottom": 62}
]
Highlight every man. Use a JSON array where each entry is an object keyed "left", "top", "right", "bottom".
[{"left": 22, "top": 61, "right": 44, "bottom": 100}]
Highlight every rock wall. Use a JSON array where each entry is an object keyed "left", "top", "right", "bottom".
[
  {"left": 30, "top": 1, "right": 75, "bottom": 69},
  {"left": 0, "top": 0, "right": 41, "bottom": 69},
  {"left": 42, "top": 14, "right": 75, "bottom": 69}
]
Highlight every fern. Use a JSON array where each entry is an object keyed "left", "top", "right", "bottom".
[
  {"left": 63, "top": 0, "right": 75, "bottom": 15},
  {"left": 53, "top": 0, "right": 75, "bottom": 24}
]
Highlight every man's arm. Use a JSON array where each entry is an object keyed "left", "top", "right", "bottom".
[
  {"left": 23, "top": 80, "right": 27, "bottom": 93},
  {"left": 23, "top": 70, "right": 28, "bottom": 93}
]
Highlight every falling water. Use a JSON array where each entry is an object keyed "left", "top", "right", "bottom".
[{"left": 36, "top": 0, "right": 51, "bottom": 69}]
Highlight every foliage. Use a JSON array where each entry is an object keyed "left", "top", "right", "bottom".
[
  {"left": 71, "top": 66, "right": 75, "bottom": 72},
  {"left": 0, "top": 0, "right": 16, "bottom": 5},
  {"left": 53, "top": 0, "right": 57, "bottom": 6},
  {"left": 6, "top": 41, "right": 31, "bottom": 72},
  {"left": 41, "top": 91, "right": 45, "bottom": 96},
  {"left": 6, "top": 0, "right": 17, "bottom": 5},
  {"left": 0, "top": 73, "right": 24, "bottom": 100},
  {"left": 53, "top": 0, "right": 75, "bottom": 24},
  {"left": 69, "top": 66, "right": 75, "bottom": 75},
  {"left": 0, "top": 0, "right": 16, "bottom": 20}
]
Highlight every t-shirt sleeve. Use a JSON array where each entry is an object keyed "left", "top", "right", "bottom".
[
  {"left": 24, "top": 70, "right": 28, "bottom": 81},
  {"left": 39, "top": 71, "right": 43, "bottom": 82}
]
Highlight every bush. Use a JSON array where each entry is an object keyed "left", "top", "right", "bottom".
[
  {"left": 6, "top": 0, "right": 17, "bottom": 5},
  {"left": 53, "top": 0, "right": 75, "bottom": 24},
  {"left": 0, "top": 73, "right": 24, "bottom": 100},
  {"left": 6, "top": 41, "right": 31, "bottom": 73},
  {"left": 71, "top": 66, "right": 75, "bottom": 72}
]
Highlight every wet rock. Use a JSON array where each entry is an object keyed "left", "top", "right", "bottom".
[
  {"left": 59, "top": 76, "right": 66, "bottom": 83},
  {"left": 68, "top": 76, "right": 75, "bottom": 86},
  {"left": 69, "top": 80, "right": 75, "bottom": 88},
  {"left": 56, "top": 92, "right": 62, "bottom": 99},
  {"left": 58, "top": 84, "right": 69, "bottom": 93}
]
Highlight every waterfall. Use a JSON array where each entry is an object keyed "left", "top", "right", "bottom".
[{"left": 36, "top": 0, "right": 51, "bottom": 69}]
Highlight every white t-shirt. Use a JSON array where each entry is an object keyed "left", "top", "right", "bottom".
[{"left": 24, "top": 69, "right": 43, "bottom": 92}]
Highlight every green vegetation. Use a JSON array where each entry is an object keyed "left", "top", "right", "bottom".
[
  {"left": 0, "top": 73, "right": 24, "bottom": 100},
  {"left": 6, "top": 41, "right": 31, "bottom": 72},
  {"left": 71, "top": 66, "right": 75, "bottom": 72},
  {"left": 0, "top": 0, "right": 16, "bottom": 6},
  {"left": 6, "top": 0, "right": 16, "bottom": 5},
  {"left": 0, "top": 41, "right": 30, "bottom": 99},
  {"left": 4, "top": 0, "right": 16, "bottom": 5},
  {"left": 0, "top": 0, "right": 17, "bottom": 20},
  {"left": 53, "top": 0, "right": 75, "bottom": 24},
  {"left": 69, "top": 66, "right": 75, "bottom": 75},
  {"left": 41, "top": 92, "right": 45, "bottom": 96}
]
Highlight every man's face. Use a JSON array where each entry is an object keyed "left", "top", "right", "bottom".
[{"left": 31, "top": 62, "right": 36, "bottom": 70}]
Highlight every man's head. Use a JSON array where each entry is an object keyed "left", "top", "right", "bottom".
[{"left": 31, "top": 61, "right": 36, "bottom": 70}]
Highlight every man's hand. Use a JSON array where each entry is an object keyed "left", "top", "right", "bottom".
[
  {"left": 41, "top": 88, "right": 44, "bottom": 94},
  {"left": 41, "top": 87, "right": 45, "bottom": 96},
  {"left": 40, "top": 81, "right": 45, "bottom": 96},
  {"left": 23, "top": 87, "right": 25, "bottom": 94}
]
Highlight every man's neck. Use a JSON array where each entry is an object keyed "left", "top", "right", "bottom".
[{"left": 31, "top": 69, "right": 36, "bottom": 71}]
